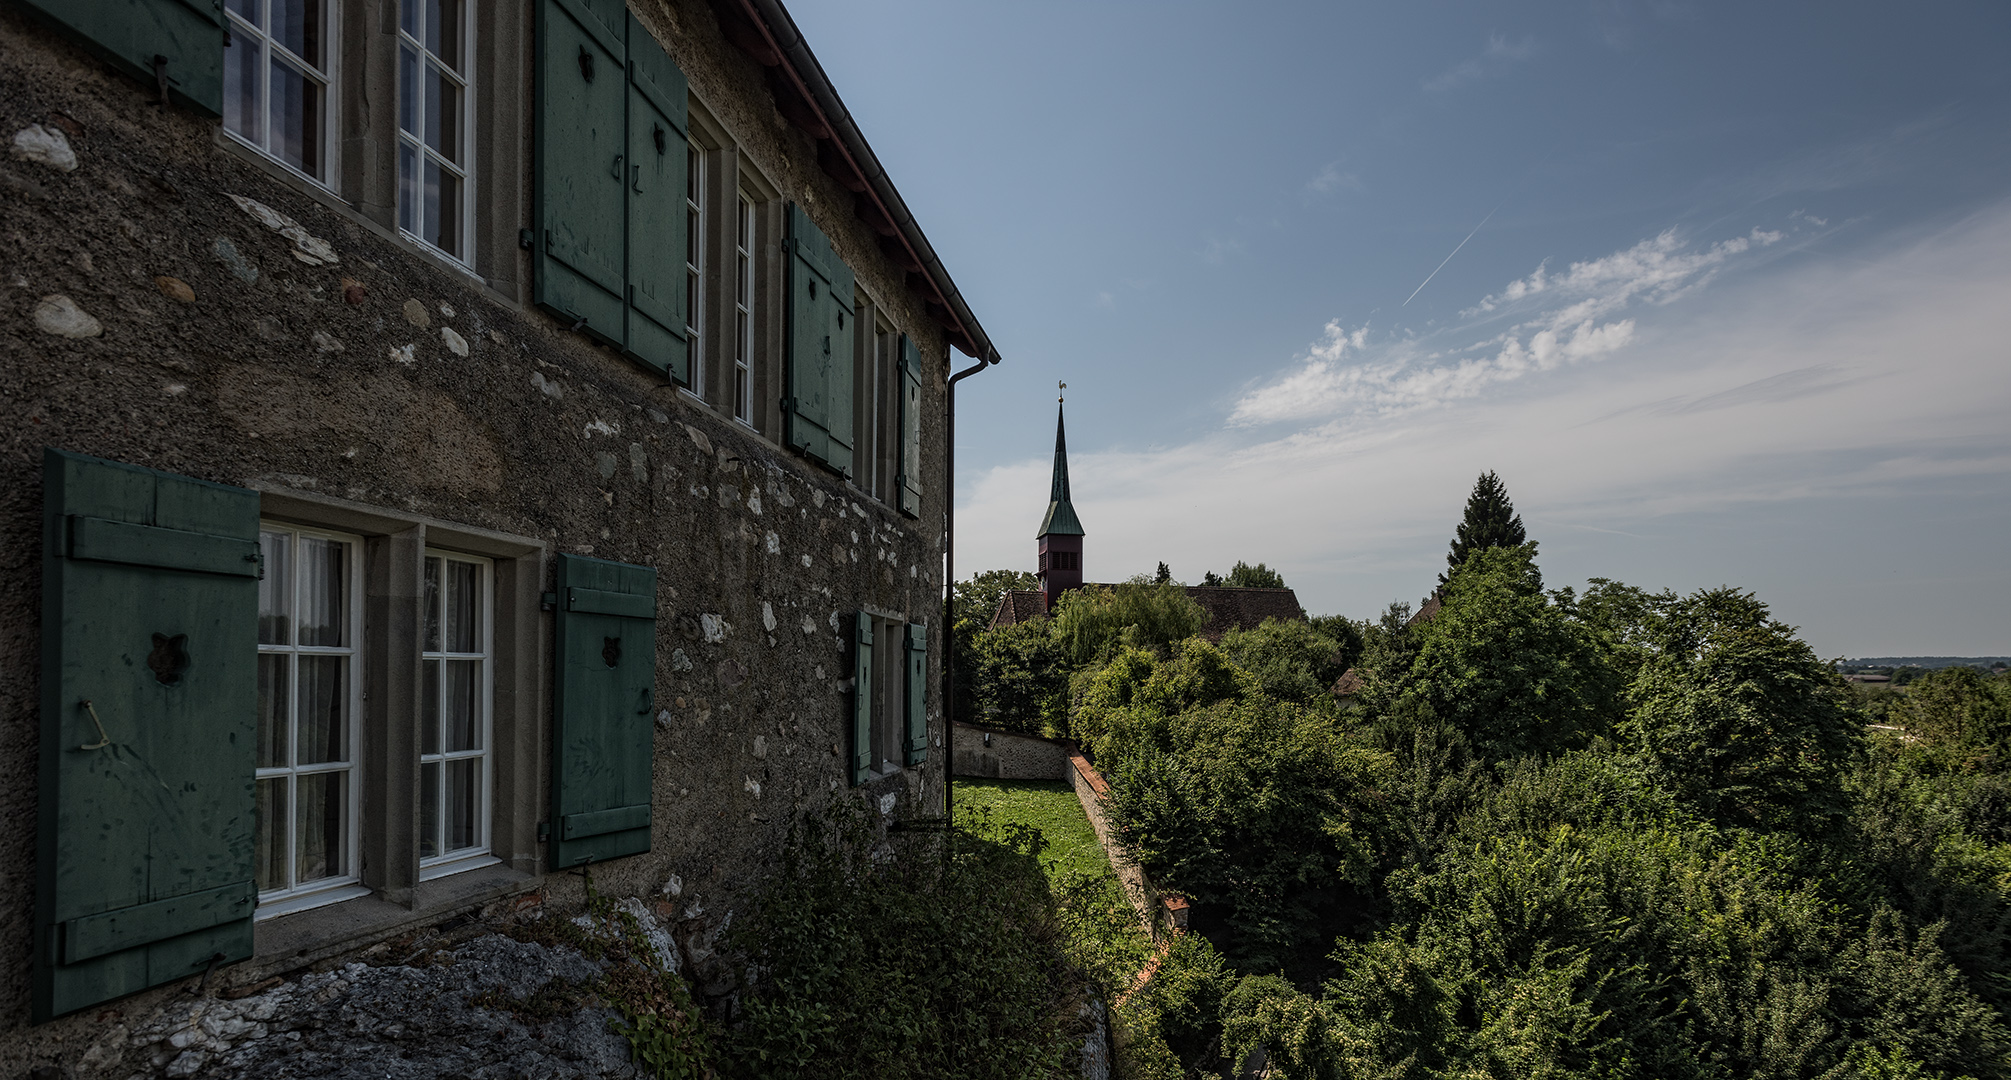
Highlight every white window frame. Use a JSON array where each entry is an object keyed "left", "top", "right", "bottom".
[
  {"left": 255, "top": 523, "right": 368, "bottom": 920},
  {"left": 684, "top": 145, "right": 708, "bottom": 401},
  {"left": 733, "top": 190, "right": 755, "bottom": 425},
  {"left": 396, "top": 0, "right": 477, "bottom": 265},
  {"left": 222, "top": 0, "right": 339, "bottom": 186},
  {"left": 419, "top": 548, "right": 500, "bottom": 882}
]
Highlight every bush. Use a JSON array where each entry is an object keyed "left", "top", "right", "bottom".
[{"left": 721, "top": 808, "right": 1087, "bottom": 1080}]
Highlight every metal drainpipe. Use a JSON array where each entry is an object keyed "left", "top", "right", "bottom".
[{"left": 943, "top": 348, "right": 998, "bottom": 829}]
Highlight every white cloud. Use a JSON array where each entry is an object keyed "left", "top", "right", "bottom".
[
  {"left": 958, "top": 202, "right": 2011, "bottom": 651},
  {"left": 1307, "top": 162, "right": 1362, "bottom": 195},
  {"left": 1225, "top": 224, "right": 1794, "bottom": 426},
  {"left": 1424, "top": 33, "right": 1538, "bottom": 92}
]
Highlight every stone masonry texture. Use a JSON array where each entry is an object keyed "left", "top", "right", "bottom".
[{"left": 0, "top": 0, "right": 958, "bottom": 1070}]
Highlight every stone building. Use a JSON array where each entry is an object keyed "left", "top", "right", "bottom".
[{"left": 0, "top": 0, "right": 999, "bottom": 1065}]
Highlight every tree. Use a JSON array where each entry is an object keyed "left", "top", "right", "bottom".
[
  {"left": 1155, "top": 561, "right": 1172, "bottom": 585},
  {"left": 1621, "top": 588, "right": 1863, "bottom": 834},
  {"left": 950, "top": 569, "right": 1040, "bottom": 724},
  {"left": 1050, "top": 581, "right": 1207, "bottom": 667},
  {"left": 1442, "top": 470, "right": 1527, "bottom": 584},
  {"left": 1199, "top": 561, "right": 1289, "bottom": 589},
  {"left": 1218, "top": 617, "right": 1350, "bottom": 705},
  {"left": 1401, "top": 544, "right": 1619, "bottom": 761},
  {"left": 968, "top": 619, "right": 1068, "bottom": 734},
  {"left": 1225, "top": 561, "right": 1288, "bottom": 589},
  {"left": 952, "top": 568, "right": 1039, "bottom": 633}
]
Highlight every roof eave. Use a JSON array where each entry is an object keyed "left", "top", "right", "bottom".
[{"left": 720, "top": 0, "right": 999, "bottom": 363}]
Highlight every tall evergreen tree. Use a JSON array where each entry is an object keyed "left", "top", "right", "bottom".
[{"left": 1443, "top": 471, "right": 1527, "bottom": 584}]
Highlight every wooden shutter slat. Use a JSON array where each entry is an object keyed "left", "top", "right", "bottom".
[
  {"left": 784, "top": 205, "right": 856, "bottom": 476},
  {"left": 18, "top": 0, "right": 226, "bottom": 116},
  {"left": 551, "top": 554, "right": 657, "bottom": 867},
  {"left": 36, "top": 449, "right": 259, "bottom": 1022},
  {"left": 69, "top": 515, "right": 262, "bottom": 577},
  {"left": 567, "top": 586, "right": 656, "bottom": 620},
  {"left": 60, "top": 881, "right": 255, "bottom": 965},
  {"left": 904, "top": 623, "right": 928, "bottom": 765},
  {"left": 535, "top": 0, "right": 628, "bottom": 344},
  {"left": 560, "top": 803, "right": 651, "bottom": 840},
  {"left": 621, "top": 13, "right": 690, "bottom": 382},
  {"left": 896, "top": 335, "right": 923, "bottom": 518},
  {"left": 852, "top": 612, "right": 873, "bottom": 785}
]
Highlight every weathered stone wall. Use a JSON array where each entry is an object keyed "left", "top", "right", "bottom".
[
  {"left": 0, "top": 0, "right": 957, "bottom": 1069},
  {"left": 950, "top": 721, "right": 1073, "bottom": 781}
]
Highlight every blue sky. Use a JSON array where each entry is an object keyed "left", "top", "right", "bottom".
[{"left": 787, "top": 1, "right": 2011, "bottom": 657}]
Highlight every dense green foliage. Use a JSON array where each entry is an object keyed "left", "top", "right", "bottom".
[
  {"left": 965, "top": 536, "right": 2011, "bottom": 1078},
  {"left": 1441, "top": 470, "right": 1526, "bottom": 584},
  {"left": 952, "top": 569, "right": 1042, "bottom": 724},
  {"left": 721, "top": 810, "right": 1088, "bottom": 1079},
  {"left": 1053, "top": 581, "right": 1210, "bottom": 667},
  {"left": 1200, "top": 560, "right": 1289, "bottom": 589}
]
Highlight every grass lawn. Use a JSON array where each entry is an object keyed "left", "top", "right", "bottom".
[{"left": 954, "top": 778, "right": 1115, "bottom": 882}]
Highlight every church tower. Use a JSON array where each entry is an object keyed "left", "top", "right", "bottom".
[{"left": 1037, "top": 392, "right": 1084, "bottom": 610}]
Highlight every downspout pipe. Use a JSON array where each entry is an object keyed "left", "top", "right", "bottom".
[{"left": 942, "top": 348, "right": 999, "bottom": 827}]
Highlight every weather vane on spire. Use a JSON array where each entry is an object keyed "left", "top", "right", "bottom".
[{"left": 1059, "top": 381, "right": 1066, "bottom": 403}]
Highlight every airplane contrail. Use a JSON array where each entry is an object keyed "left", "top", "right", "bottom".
[{"left": 1403, "top": 203, "right": 1502, "bottom": 307}]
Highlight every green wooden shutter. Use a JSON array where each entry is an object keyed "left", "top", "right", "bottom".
[
  {"left": 851, "top": 612, "right": 873, "bottom": 786},
  {"left": 904, "top": 623, "right": 928, "bottom": 766},
  {"left": 552, "top": 554, "right": 657, "bottom": 867},
  {"left": 18, "top": 0, "right": 225, "bottom": 116},
  {"left": 534, "top": 0, "right": 628, "bottom": 346},
  {"left": 621, "top": 13, "right": 690, "bottom": 383},
  {"left": 35, "top": 449, "right": 259, "bottom": 1023},
  {"left": 785, "top": 204, "right": 856, "bottom": 477},
  {"left": 896, "top": 335, "right": 923, "bottom": 519}
]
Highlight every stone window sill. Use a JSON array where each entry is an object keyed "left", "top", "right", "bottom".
[{"left": 248, "top": 863, "right": 536, "bottom": 981}]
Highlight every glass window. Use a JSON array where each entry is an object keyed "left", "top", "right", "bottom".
[
  {"left": 685, "top": 147, "right": 706, "bottom": 397},
  {"left": 420, "top": 551, "right": 492, "bottom": 878},
  {"left": 224, "top": 0, "right": 334, "bottom": 182},
  {"left": 398, "top": 0, "right": 472, "bottom": 261},
  {"left": 734, "top": 193, "right": 754, "bottom": 424},
  {"left": 255, "top": 524, "right": 362, "bottom": 908}
]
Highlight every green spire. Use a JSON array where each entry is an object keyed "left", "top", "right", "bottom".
[{"left": 1037, "top": 402, "right": 1084, "bottom": 537}]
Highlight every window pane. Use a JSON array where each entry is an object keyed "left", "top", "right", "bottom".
[
  {"left": 398, "top": 139, "right": 419, "bottom": 237},
  {"left": 269, "top": 57, "right": 321, "bottom": 176},
  {"left": 297, "top": 536, "right": 346, "bottom": 646},
  {"left": 296, "top": 655, "right": 348, "bottom": 764},
  {"left": 295, "top": 771, "right": 346, "bottom": 883},
  {"left": 425, "top": 59, "right": 460, "bottom": 164},
  {"left": 446, "top": 758, "right": 478, "bottom": 852},
  {"left": 423, "top": 556, "right": 442, "bottom": 652},
  {"left": 422, "top": 659, "right": 440, "bottom": 756},
  {"left": 447, "top": 559, "right": 479, "bottom": 652},
  {"left": 445, "top": 659, "right": 479, "bottom": 751},
  {"left": 227, "top": 0, "right": 258, "bottom": 22},
  {"left": 424, "top": 156, "right": 462, "bottom": 256},
  {"left": 427, "top": 0, "right": 463, "bottom": 71},
  {"left": 224, "top": 31, "right": 262, "bottom": 145},
  {"left": 255, "top": 777, "right": 288, "bottom": 892},
  {"left": 256, "top": 653, "right": 290, "bottom": 768},
  {"left": 271, "top": 0, "right": 321, "bottom": 66},
  {"left": 398, "top": 43, "right": 419, "bottom": 137},
  {"left": 399, "top": 0, "right": 419, "bottom": 39},
  {"left": 258, "top": 530, "right": 292, "bottom": 644},
  {"left": 420, "top": 761, "right": 440, "bottom": 860}
]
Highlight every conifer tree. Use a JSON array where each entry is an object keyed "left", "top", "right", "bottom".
[{"left": 1443, "top": 471, "right": 1527, "bottom": 583}]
